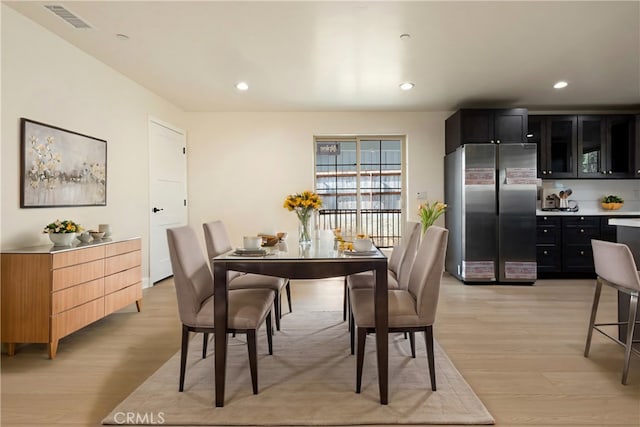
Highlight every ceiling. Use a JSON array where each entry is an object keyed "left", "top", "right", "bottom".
[{"left": 6, "top": 1, "right": 640, "bottom": 112}]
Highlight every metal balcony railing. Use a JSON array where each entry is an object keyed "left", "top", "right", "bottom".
[{"left": 317, "top": 209, "right": 402, "bottom": 248}]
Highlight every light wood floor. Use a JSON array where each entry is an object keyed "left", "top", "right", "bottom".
[{"left": 2, "top": 275, "right": 639, "bottom": 426}]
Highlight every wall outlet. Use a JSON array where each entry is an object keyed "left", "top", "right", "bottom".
[{"left": 417, "top": 191, "right": 428, "bottom": 200}]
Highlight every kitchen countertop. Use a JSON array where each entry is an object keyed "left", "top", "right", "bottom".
[
  {"left": 608, "top": 218, "right": 640, "bottom": 228},
  {"left": 537, "top": 200, "right": 640, "bottom": 217}
]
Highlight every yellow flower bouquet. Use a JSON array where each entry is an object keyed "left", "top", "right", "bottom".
[
  {"left": 418, "top": 201, "right": 447, "bottom": 234},
  {"left": 283, "top": 190, "right": 322, "bottom": 244}
]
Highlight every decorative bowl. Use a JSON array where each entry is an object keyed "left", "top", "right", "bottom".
[
  {"left": 353, "top": 238, "right": 373, "bottom": 252},
  {"left": 601, "top": 202, "right": 623, "bottom": 210},
  {"left": 89, "top": 231, "right": 105, "bottom": 240},
  {"left": 49, "top": 232, "right": 76, "bottom": 246}
]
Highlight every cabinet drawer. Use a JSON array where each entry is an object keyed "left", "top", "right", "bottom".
[
  {"left": 105, "top": 250, "right": 141, "bottom": 275},
  {"left": 537, "top": 216, "right": 562, "bottom": 227},
  {"left": 536, "top": 246, "right": 562, "bottom": 272},
  {"left": 537, "top": 226, "right": 561, "bottom": 245},
  {"left": 105, "top": 284, "right": 142, "bottom": 316},
  {"left": 105, "top": 239, "right": 141, "bottom": 257},
  {"left": 52, "top": 259, "right": 104, "bottom": 291},
  {"left": 52, "top": 278, "right": 104, "bottom": 314},
  {"left": 52, "top": 297, "right": 104, "bottom": 338},
  {"left": 563, "top": 227, "right": 600, "bottom": 245},
  {"left": 105, "top": 266, "right": 142, "bottom": 294},
  {"left": 563, "top": 216, "right": 600, "bottom": 228},
  {"left": 52, "top": 246, "right": 105, "bottom": 269},
  {"left": 563, "top": 246, "right": 595, "bottom": 272}
]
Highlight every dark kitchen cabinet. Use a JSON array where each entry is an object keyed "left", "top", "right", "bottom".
[
  {"left": 536, "top": 215, "right": 638, "bottom": 277},
  {"left": 536, "top": 216, "right": 562, "bottom": 273},
  {"left": 562, "top": 216, "right": 599, "bottom": 273},
  {"left": 577, "top": 115, "right": 635, "bottom": 178},
  {"left": 635, "top": 114, "right": 640, "bottom": 178},
  {"left": 528, "top": 115, "right": 577, "bottom": 179},
  {"left": 445, "top": 108, "right": 528, "bottom": 154}
]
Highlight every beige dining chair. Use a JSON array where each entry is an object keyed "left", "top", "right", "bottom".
[
  {"left": 203, "top": 220, "right": 292, "bottom": 331},
  {"left": 350, "top": 225, "right": 448, "bottom": 393},
  {"left": 167, "top": 225, "right": 274, "bottom": 394},
  {"left": 585, "top": 239, "right": 640, "bottom": 384},
  {"left": 345, "top": 222, "right": 421, "bottom": 351}
]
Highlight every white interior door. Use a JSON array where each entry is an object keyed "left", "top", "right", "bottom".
[{"left": 149, "top": 118, "right": 187, "bottom": 284}]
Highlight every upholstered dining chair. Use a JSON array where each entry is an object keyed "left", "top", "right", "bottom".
[
  {"left": 585, "top": 239, "right": 640, "bottom": 385},
  {"left": 346, "top": 222, "right": 421, "bottom": 351},
  {"left": 350, "top": 225, "right": 449, "bottom": 393},
  {"left": 203, "top": 220, "right": 291, "bottom": 331},
  {"left": 167, "top": 225, "right": 274, "bottom": 394}
]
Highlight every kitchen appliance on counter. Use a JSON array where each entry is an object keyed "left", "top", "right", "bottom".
[
  {"left": 541, "top": 188, "right": 579, "bottom": 212},
  {"left": 445, "top": 143, "right": 537, "bottom": 284}
]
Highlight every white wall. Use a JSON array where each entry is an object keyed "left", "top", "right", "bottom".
[
  {"left": 186, "top": 112, "right": 449, "bottom": 247},
  {"left": 1, "top": 5, "right": 187, "bottom": 285}
]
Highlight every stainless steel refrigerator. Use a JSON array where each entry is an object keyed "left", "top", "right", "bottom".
[{"left": 444, "top": 143, "right": 537, "bottom": 284}]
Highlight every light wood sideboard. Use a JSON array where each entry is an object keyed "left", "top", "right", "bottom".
[{"left": 1, "top": 237, "right": 142, "bottom": 358}]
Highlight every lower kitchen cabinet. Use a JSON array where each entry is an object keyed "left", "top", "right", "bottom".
[{"left": 536, "top": 215, "right": 633, "bottom": 277}]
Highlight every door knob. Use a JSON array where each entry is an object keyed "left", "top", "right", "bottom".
[{"left": 152, "top": 207, "right": 164, "bottom": 213}]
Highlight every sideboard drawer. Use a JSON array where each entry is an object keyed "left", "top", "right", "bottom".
[
  {"left": 105, "top": 284, "right": 142, "bottom": 315},
  {"left": 52, "top": 278, "right": 104, "bottom": 314},
  {"left": 52, "top": 246, "right": 105, "bottom": 269},
  {"left": 52, "top": 259, "right": 104, "bottom": 291},
  {"left": 105, "top": 266, "right": 142, "bottom": 294},
  {"left": 105, "top": 251, "right": 141, "bottom": 276},
  {"left": 105, "top": 239, "right": 142, "bottom": 257},
  {"left": 52, "top": 298, "right": 104, "bottom": 338}
]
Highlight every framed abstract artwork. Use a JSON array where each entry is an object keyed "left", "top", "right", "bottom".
[{"left": 20, "top": 118, "right": 107, "bottom": 208}]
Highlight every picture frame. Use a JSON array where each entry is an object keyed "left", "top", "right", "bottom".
[{"left": 20, "top": 118, "right": 107, "bottom": 208}]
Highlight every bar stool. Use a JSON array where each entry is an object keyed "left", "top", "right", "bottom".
[{"left": 585, "top": 239, "right": 640, "bottom": 384}]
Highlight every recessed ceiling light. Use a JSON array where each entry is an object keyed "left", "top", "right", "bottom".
[
  {"left": 115, "top": 33, "right": 129, "bottom": 40},
  {"left": 400, "top": 33, "right": 411, "bottom": 40},
  {"left": 235, "top": 82, "right": 249, "bottom": 91},
  {"left": 399, "top": 82, "right": 415, "bottom": 91},
  {"left": 526, "top": 133, "right": 534, "bottom": 138},
  {"left": 553, "top": 81, "right": 568, "bottom": 89}
]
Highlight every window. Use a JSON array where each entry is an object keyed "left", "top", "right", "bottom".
[{"left": 314, "top": 136, "right": 404, "bottom": 247}]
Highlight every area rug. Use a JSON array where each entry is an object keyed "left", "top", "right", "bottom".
[{"left": 103, "top": 311, "right": 493, "bottom": 426}]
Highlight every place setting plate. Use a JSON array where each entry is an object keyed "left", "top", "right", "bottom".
[
  {"left": 343, "top": 249, "right": 378, "bottom": 256},
  {"left": 232, "top": 248, "right": 269, "bottom": 257}
]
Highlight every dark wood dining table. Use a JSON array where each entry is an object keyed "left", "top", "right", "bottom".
[{"left": 211, "top": 235, "right": 389, "bottom": 407}]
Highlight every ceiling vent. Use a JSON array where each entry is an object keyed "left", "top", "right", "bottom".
[{"left": 44, "top": 5, "right": 92, "bottom": 29}]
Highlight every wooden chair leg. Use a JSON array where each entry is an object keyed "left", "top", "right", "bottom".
[
  {"left": 350, "top": 311, "right": 355, "bottom": 355},
  {"left": 285, "top": 281, "right": 292, "bottom": 314},
  {"left": 247, "top": 330, "right": 258, "bottom": 394},
  {"left": 274, "top": 292, "right": 282, "bottom": 331},
  {"left": 425, "top": 326, "right": 436, "bottom": 391},
  {"left": 622, "top": 293, "right": 638, "bottom": 385},
  {"left": 409, "top": 331, "right": 416, "bottom": 358},
  {"left": 179, "top": 325, "right": 189, "bottom": 392},
  {"left": 584, "top": 279, "right": 603, "bottom": 357},
  {"left": 343, "top": 277, "right": 348, "bottom": 321},
  {"left": 356, "top": 327, "right": 367, "bottom": 393},
  {"left": 202, "top": 332, "right": 209, "bottom": 359},
  {"left": 266, "top": 311, "right": 273, "bottom": 355}
]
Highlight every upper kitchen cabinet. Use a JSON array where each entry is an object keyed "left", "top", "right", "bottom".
[
  {"left": 577, "top": 115, "right": 635, "bottom": 178},
  {"left": 636, "top": 115, "right": 640, "bottom": 178},
  {"left": 528, "top": 115, "right": 578, "bottom": 179},
  {"left": 445, "top": 108, "right": 528, "bottom": 154}
]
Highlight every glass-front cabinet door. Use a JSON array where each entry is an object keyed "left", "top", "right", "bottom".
[
  {"left": 577, "top": 115, "right": 605, "bottom": 178},
  {"left": 578, "top": 115, "right": 635, "bottom": 178},
  {"left": 529, "top": 115, "right": 577, "bottom": 179}
]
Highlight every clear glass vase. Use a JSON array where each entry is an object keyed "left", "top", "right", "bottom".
[{"left": 297, "top": 210, "right": 312, "bottom": 246}]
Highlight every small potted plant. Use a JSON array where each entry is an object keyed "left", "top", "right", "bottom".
[
  {"left": 601, "top": 195, "right": 624, "bottom": 210},
  {"left": 43, "top": 219, "right": 83, "bottom": 246}
]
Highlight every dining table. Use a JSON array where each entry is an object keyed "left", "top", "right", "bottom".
[{"left": 211, "top": 233, "right": 389, "bottom": 407}]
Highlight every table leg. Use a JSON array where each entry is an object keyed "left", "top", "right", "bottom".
[
  {"left": 213, "top": 262, "right": 229, "bottom": 407},
  {"left": 374, "top": 265, "right": 388, "bottom": 404}
]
